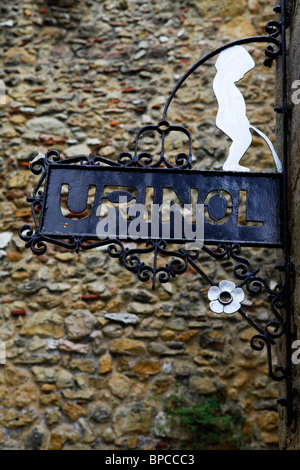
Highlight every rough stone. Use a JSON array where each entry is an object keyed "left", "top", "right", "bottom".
[
  {"left": 31, "top": 366, "right": 58, "bottom": 383},
  {"left": 133, "top": 360, "right": 161, "bottom": 375},
  {"left": 56, "top": 370, "right": 75, "bottom": 389},
  {"left": 70, "top": 359, "right": 96, "bottom": 373},
  {"left": 109, "top": 338, "right": 147, "bottom": 356},
  {"left": 128, "top": 302, "right": 156, "bottom": 315},
  {"left": 90, "top": 404, "right": 111, "bottom": 423},
  {"left": 25, "top": 425, "right": 49, "bottom": 450},
  {"left": 98, "top": 354, "right": 113, "bottom": 374},
  {"left": 0, "top": 232, "right": 13, "bottom": 249},
  {"left": 189, "top": 376, "right": 218, "bottom": 395},
  {"left": 62, "top": 401, "right": 88, "bottom": 421},
  {"left": 5, "top": 366, "right": 29, "bottom": 386},
  {"left": 65, "top": 310, "right": 96, "bottom": 340},
  {"left": 108, "top": 374, "right": 132, "bottom": 398},
  {"left": 20, "top": 311, "right": 64, "bottom": 338},
  {"left": 58, "top": 339, "right": 89, "bottom": 354},
  {"left": 104, "top": 313, "right": 139, "bottom": 324},
  {"left": 26, "top": 117, "right": 67, "bottom": 136},
  {"left": 64, "top": 143, "right": 90, "bottom": 157},
  {"left": 0, "top": 409, "right": 38, "bottom": 428}
]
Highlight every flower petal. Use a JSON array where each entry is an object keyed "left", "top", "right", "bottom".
[
  {"left": 208, "top": 286, "right": 221, "bottom": 301},
  {"left": 232, "top": 287, "right": 245, "bottom": 303},
  {"left": 209, "top": 300, "right": 224, "bottom": 314},
  {"left": 223, "top": 301, "right": 240, "bottom": 314},
  {"left": 219, "top": 280, "right": 236, "bottom": 293}
]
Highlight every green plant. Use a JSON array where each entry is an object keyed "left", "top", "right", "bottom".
[{"left": 163, "top": 392, "right": 249, "bottom": 450}]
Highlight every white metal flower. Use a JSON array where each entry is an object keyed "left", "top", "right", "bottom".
[{"left": 208, "top": 280, "right": 245, "bottom": 315}]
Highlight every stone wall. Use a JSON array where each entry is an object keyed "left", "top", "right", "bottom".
[{"left": 0, "top": 0, "right": 282, "bottom": 450}]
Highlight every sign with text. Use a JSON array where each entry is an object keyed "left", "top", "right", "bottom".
[{"left": 39, "top": 163, "right": 282, "bottom": 247}]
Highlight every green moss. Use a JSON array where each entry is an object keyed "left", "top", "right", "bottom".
[{"left": 163, "top": 392, "right": 249, "bottom": 450}]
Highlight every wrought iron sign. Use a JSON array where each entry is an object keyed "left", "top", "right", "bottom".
[{"left": 19, "top": 1, "right": 293, "bottom": 425}]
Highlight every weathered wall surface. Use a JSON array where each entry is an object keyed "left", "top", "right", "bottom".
[
  {"left": 278, "top": 0, "right": 300, "bottom": 450},
  {"left": 0, "top": 0, "right": 283, "bottom": 450}
]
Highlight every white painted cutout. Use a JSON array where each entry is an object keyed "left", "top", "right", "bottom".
[{"left": 213, "top": 45, "right": 282, "bottom": 173}]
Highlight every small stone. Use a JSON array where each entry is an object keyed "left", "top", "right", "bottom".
[
  {"left": 87, "top": 138, "right": 101, "bottom": 145},
  {"left": 90, "top": 404, "right": 111, "bottom": 423},
  {"left": 54, "top": 252, "right": 74, "bottom": 261},
  {"left": 40, "top": 393, "right": 61, "bottom": 406},
  {"left": 50, "top": 434, "right": 65, "bottom": 450},
  {"left": 56, "top": 370, "right": 74, "bottom": 389},
  {"left": 20, "top": 311, "right": 64, "bottom": 338},
  {"left": 165, "top": 318, "right": 186, "bottom": 331},
  {"left": 0, "top": 409, "right": 38, "bottom": 428},
  {"left": 4, "top": 46, "right": 35, "bottom": 64},
  {"left": 130, "top": 289, "right": 157, "bottom": 304},
  {"left": 62, "top": 389, "right": 94, "bottom": 401},
  {"left": 90, "top": 330, "right": 106, "bottom": 355},
  {"left": 0, "top": 232, "right": 13, "bottom": 249},
  {"left": 103, "top": 324, "right": 123, "bottom": 338},
  {"left": 108, "top": 374, "right": 132, "bottom": 398},
  {"left": 70, "top": 359, "right": 96, "bottom": 373},
  {"left": 0, "top": 19, "right": 14, "bottom": 27},
  {"left": 8, "top": 171, "right": 31, "bottom": 189},
  {"left": 248, "top": 0, "right": 259, "bottom": 13},
  {"left": 127, "top": 436, "right": 139, "bottom": 449},
  {"left": 45, "top": 408, "right": 61, "bottom": 426},
  {"left": 100, "top": 146, "right": 114, "bottom": 157},
  {"left": 41, "top": 384, "right": 56, "bottom": 393},
  {"left": 58, "top": 339, "right": 89, "bottom": 354},
  {"left": 64, "top": 143, "right": 90, "bottom": 158},
  {"left": 47, "top": 283, "right": 71, "bottom": 292},
  {"left": 26, "top": 116, "right": 67, "bottom": 136},
  {"left": 19, "top": 106, "right": 35, "bottom": 113},
  {"left": 160, "top": 330, "right": 175, "bottom": 341},
  {"left": 7, "top": 251, "right": 22, "bottom": 262},
  {"left": 189, "top": 376, "right": 218, "bottom": 395},
  {"left": 5, "top": 366, "right": 29, "bottom": 386},
  {"left": 133, "top": 360, "right": 160, "bottom": 375},
  {"left": 175, "top": 330, "right": 198, "bottom": 342},
  {"left": 17, "top": 281, "right": 43, "bottom": 295},
  {"left": 109, "top": 338, "right": 146, "bottom": 356},
  {"left": 14, "top": 384, "right": 38, "bottom": 409},
  {"left": 104, "top": 313, "right": 139, "bottom": 324},
  {"left": 25, "top": 425, "right": 48, "bottom": 450},
  {"left": 65, "top": 310, "right": 96, "bottom": 340},
  {"left": 148, "top": 342, "right": 186, "bottom": 356},
  {"left": 219, "top": 16, "right": 256, "bottom": 39},
  {"left": 88, "top": 282, "right": 111, "bottom": 299},
  {"left": 128, "top": 302, "right": 155, "bottom": 315},
  {"left": 98, "top": 354, "right": 112, "bottom": 374},
  {"left": 62, "top": 402, "right": 87, "bottom": 421},
  {"left": 134, "top": 50, "right": 146, "bottom": 60},
  {"left": 159, "top": 35, "right": 169, "bottom": 43},
  {"left": 32, "top": 366, "right": 57, "bottom": 383}
]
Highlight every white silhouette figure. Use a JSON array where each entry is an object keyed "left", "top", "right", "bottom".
[{"left": 213, "top": 45, "right": 282, "bottom": 173}]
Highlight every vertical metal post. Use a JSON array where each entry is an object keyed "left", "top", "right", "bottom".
[{"left": 278, "top": 0, "right": 293, "bottom": 426}]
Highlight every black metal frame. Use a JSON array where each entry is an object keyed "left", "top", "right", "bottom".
[{"left": 19, "top": 1, "right": 293, "bottom": 425}]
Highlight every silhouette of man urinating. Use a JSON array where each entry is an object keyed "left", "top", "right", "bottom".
[
  {"left": 213, "top": 45, "right": 282, "bottom": 173},
  {"left": 213, "top": 45, "right": 255, "bottom": 172}
]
